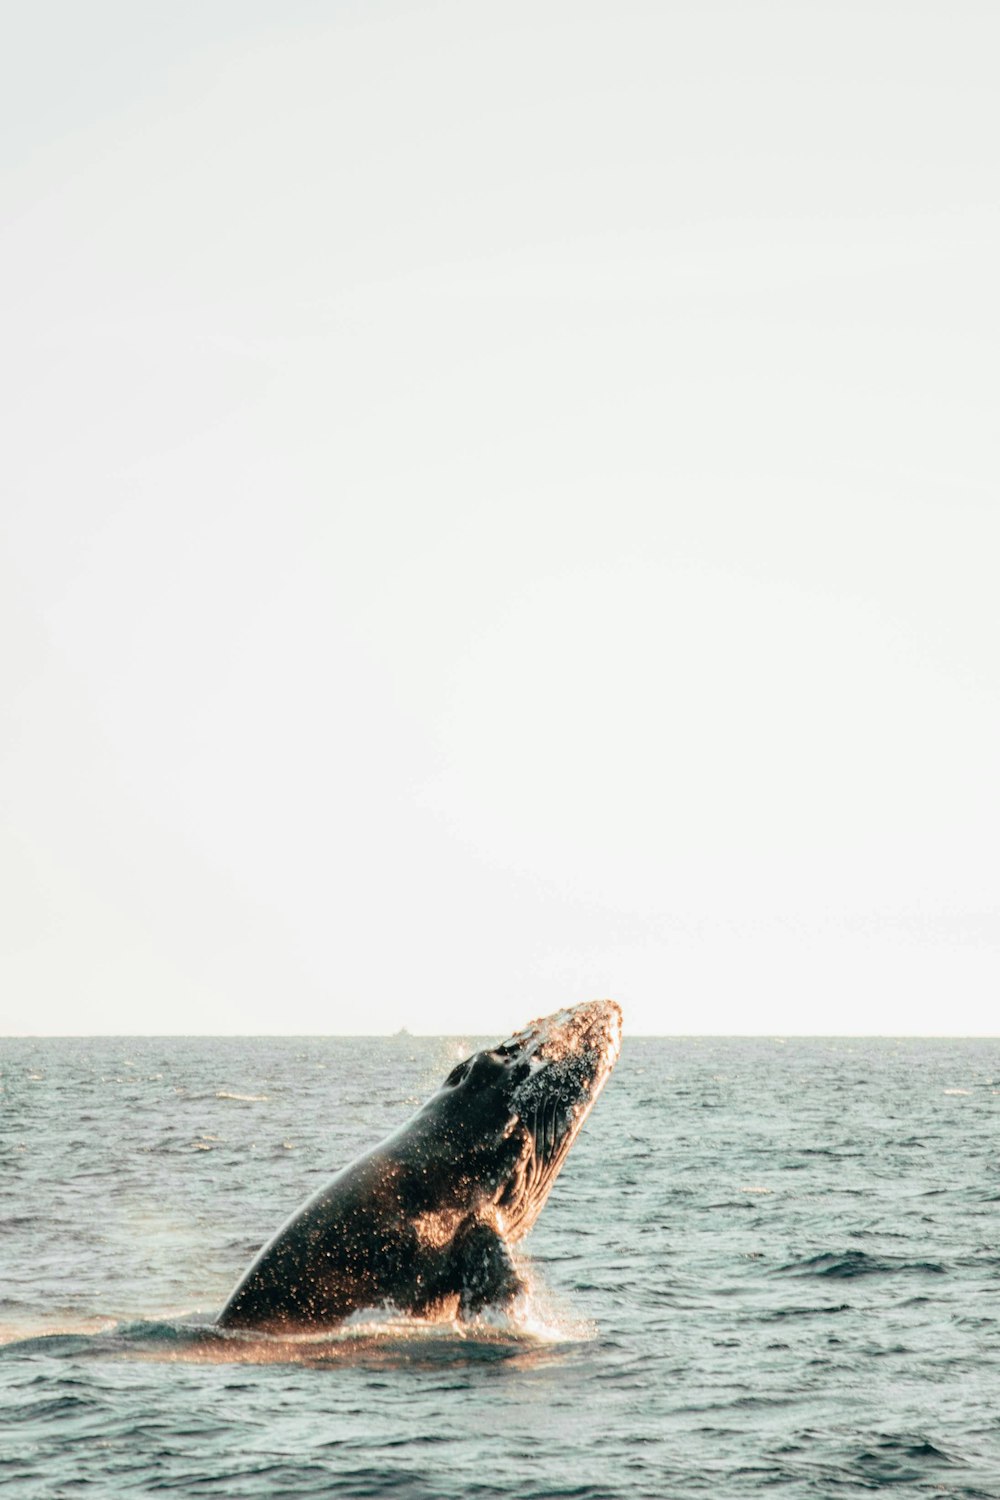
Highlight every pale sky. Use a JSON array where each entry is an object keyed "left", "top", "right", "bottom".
[{"left": 2, "top": 1, "right": 998, "bottom": 1035}]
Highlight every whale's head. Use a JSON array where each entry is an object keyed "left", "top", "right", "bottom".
[{"left": 428, "top": 999, "right": 622, "bottom": 1241}]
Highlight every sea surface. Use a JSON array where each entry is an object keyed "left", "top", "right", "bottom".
[{"left": 2, "top": 1034, "right": 999, "bottom": 1499}]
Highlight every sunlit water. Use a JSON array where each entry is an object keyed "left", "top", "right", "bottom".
[{"left": 2, "top": 1036, "right": 999, "bottom": 1498}]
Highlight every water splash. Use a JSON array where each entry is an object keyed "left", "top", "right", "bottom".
[{"left": 0, "top": 1270, "right": 591, "bottom": 1369}]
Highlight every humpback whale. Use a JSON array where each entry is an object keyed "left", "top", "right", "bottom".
[{"left": 217, "top": 999, "right": 622, "bottom": 1331}]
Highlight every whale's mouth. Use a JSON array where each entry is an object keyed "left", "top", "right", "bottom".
[{"left": 493, "top": 999, "right": 622, "bottom": 1240}]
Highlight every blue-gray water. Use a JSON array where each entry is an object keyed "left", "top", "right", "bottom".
[{"left": 2, "top": 1035, "right": 999, "bottom": 1498}]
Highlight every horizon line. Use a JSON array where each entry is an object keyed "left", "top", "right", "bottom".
[{"left": 3, "top": 1031, "right": 998, "bottom": 1041}]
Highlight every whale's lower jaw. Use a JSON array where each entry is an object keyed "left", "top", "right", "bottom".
[{"left": 490, "top": 999, "right": 622, "bottom": 1241}]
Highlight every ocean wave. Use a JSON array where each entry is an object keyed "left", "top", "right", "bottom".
[{"left": 775, "top": 1250, "right": 948, "bottom": 1279}]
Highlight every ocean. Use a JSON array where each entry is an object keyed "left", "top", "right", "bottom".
[{"left": 2, "top": 1034, "right": 999, "bottom": 1498}]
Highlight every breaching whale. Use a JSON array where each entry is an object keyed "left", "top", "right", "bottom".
[{"left": 217, "top": 999, "right": 622, "bottom": 1331}]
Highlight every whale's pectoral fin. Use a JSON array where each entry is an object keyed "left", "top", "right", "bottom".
[{"left": 450, "top": 1222, "right": 523, "bottom": 1316}]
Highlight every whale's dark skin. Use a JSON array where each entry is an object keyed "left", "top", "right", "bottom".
[{"left": 217, "top": 999, "right": 622, "bottom": 1332}]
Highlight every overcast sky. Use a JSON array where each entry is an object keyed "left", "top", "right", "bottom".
[{"left": 2, "top": 1, "right": 998, "bottom": 1035}]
